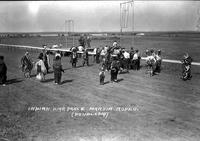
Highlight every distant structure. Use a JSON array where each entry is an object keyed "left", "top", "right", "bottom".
[
  {"left": 120, "top": 0, "right": 134, "bottom": 46},
  {"left": 65, "top": 20, "right": 74, "bottom": 48},
  {"left": 196, "top": 8, "right": 200, "bottom": 31}
]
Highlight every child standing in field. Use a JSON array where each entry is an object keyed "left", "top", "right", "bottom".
[
  {"left": 99, "top": 67, "right": 105, "bottom": 85},
  {"left": 53, "top": 55, "right": 64, "bottom": 85},
  {"left": 0, "top": 56, "right": 7, "bottom": 86}
]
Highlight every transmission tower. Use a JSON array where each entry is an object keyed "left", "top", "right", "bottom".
[
  {"left": 196, "top": 8, "right": 200, "bottom": 31},
  {"left": 65, "top": 20, "right": 74, "bottom": 48},
  {"left": 120, "top": 0, "right": 134, "bottom": 46}
]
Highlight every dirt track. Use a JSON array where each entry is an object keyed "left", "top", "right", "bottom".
[{"left": 0, "top": 47, "right": 200, "bottom": 141}]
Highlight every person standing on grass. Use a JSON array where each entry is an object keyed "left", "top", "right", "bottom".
[
  {"left": 20, "top": 51, "right": 33, "bottom": 78},
  {"left": 129, "top": 47, "right": 134, "bottom": 70},
  {"left": 70, "top": 48, "right": 78, "bottom": 68},
  {"left": 132, "top": 50, "right": 138, "bottom": 70},
  {"left": 0, "top": 56, "right": 7, "bottom": 86},
  {"left": 181, "top": 53, "right": 193, "bottom": 81},
  {"left": 53, "top": 55, "right": 64, "bottom": 85},
  {"left": 82, "top": 49, "right": 89, "bottom": 66},
  {"left": 123, "top": 50, "right": 130, "bottom": 73},
  {"left": 155, "top": 50, "right": 162, "bottom": 73},
  {"left": 110, "top": 56, "right": 119, "bottom": 83},
  {"left": 99, "top": 67, "right": 105, "bottom": 85},
  {"left": 136, "top": 49, "right": 141, "bottom": 70},
  {"left": 35, "top": 54, "right": 47, "bottom": 82},
  {"left": 42, "top": 49, "right": 50, "bottom": 74}
]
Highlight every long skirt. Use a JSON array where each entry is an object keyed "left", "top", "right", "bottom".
[
  {"left": 54, "top": 72, "right": 62, "bottom": 84},
  {"left": 36, "top": 73, "right": 45, "bottom": 81}
]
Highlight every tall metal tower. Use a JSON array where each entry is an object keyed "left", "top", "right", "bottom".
[
  {"left": 65, "top": 20, "right": 74, "bottom": 48},
  {"left": 196, "top": 7, "right": 200, "bottom": 31},
  {"left": 120, "top": 0, "right": 134, "bottom": 46}
]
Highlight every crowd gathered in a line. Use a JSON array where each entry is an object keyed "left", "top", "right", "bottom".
[{"left": 0, "top": 37, "right": 193, "bottom": 86}]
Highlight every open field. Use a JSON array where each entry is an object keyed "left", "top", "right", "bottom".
[{"left": 1, "top": 35, "right": 200, "bottom": 141}]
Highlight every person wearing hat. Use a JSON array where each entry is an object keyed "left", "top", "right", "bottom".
[
  {"left": 181, "top": 53, "right": 193, "bottom": 80},
  {"left": 42, "top": 49, "right": 50, "bottom": 74},
  {"left": 110, "top": 56, "right": 119, "bottom": 82},
  {"left": 0, "top": 56, "right": 7, "bottom": 86},
  {"left": 70, "top": 48, "right": 78, "bottom": 68},
  {"left": 53, "top": 55, "right": 64, "bottom": 85},
  {"left": 95, "top": 47, "right": 100, "bottom": 64},
  {"left": 35, "top": 54, "right": 47, "bottom": 81},
  {"left": 155, "top": 50, "right": 162, "bottom": 73},
  {"left": 20, "top": 51, "right": 33, "bottom": 78},
  {"left": 82, "top": 49, "right": 89, "bottom": 66}
]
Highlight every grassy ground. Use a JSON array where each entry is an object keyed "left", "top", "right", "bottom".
[{"left": 0, "top": 36, "right": 200, "bottom": 141}]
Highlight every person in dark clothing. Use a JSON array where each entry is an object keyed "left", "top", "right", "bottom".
[
  {"left": 110, "top": 56, "right": 119, "bottom": 82},
  {"left": 53, "top": 56, "right": 64, "bottom": 84},
  {"left": 99, "top": 67, "right": 105, "bottom": 85},
  {"left": 21, "top": 52, "right": 33, "bottom": 78},
  {"left": 79, "top": 35, "right": 86, "bottom": 48},
  {"left": 0, "top": 56, "right": 7, "bottom": 86},
  {"left": 105, "top": 52, "right": 111, "bottom": 71},
  {"left": 82, "top": 49, "right": 89, "bottom": 66},
  {"left": 70, "top": 49, "right": 78, "bottom": 68},
  {"left": 96, "top": 48, "right": 100, "bottom": 64},
  {"left": 86, "top": 36, "right": 91, "bottom": 48},
  {"left": 42, "top": 50, "right": 50, "bottom": 73}
]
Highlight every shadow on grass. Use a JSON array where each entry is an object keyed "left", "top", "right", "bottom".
[
  {"left": 116, "top": 78, "right": 124, "bottom": 83},
  {"left": 104, "top": 81, "right": 110, "bottom": 85},
  {"left": 41, "top": 78, "right": 55, "bottom": 83},
  {"left": 6, "top": 78, "right": 23, "bottom": 85},
  {"left": 61, "top": 79, "right": 73, "bottom": 84}
]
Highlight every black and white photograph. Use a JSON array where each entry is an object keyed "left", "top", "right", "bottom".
[{"left": 0, "top": 1, "right": 200, "bottom": 141}]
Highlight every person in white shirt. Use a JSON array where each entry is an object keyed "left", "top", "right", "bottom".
[
  {"left": 132, "top": 50, "right": 138, "bottom": 70},
  {"left": 146, "top": 50, "right": 156, "bottom": 76},
  {"left": 78, "top": 46, "right": 84, "bottom": 52},
  {"left": 113, "top": 41, "right": 117, "bottom": 48},
  {"left": 123, "top": 51, "right": 130, "bottom": 72},
  {"left": 100, "top": 48, "right": 106, "bottom": 61}
]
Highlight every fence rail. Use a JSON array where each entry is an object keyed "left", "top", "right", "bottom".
[{"left": 0, "top": 44, "right": 200, "bottom": 66}]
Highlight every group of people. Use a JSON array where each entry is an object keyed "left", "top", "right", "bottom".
[
  {"left": 97, "top": 42, "right": 144, "bottom": 84},
  {"left": 145, "top": 49, "right": 162, "bottom": 76},
  {"left": 0, "top": 39, "right": 194, "bottom": 86},
  {"left": 20, "top": 49, "right": 64, "bottom": 85}
]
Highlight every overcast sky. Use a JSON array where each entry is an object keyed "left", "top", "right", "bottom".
[{"left": 0, "top": 1, "right": 199, "bottom": 32}]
